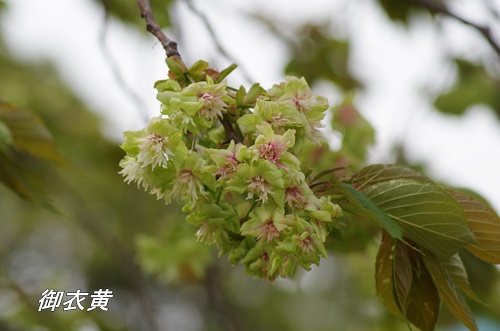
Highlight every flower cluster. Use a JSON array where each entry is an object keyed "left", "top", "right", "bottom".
[{"left": 119, "top": 59, "right": 342, "bottom": 281}]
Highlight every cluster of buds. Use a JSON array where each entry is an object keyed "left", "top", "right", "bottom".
[{"left": 119, "top": 59, "right": 342, "bottom": 281}]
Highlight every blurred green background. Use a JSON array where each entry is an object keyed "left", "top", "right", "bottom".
[{"left": 1, "top": 0, "right": 500, "bottom": 330}]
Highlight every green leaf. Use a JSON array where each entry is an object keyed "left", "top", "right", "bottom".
[
  {"left": 243, "top": 83, "right": 265, "bottom": 105},
  {"left": 187, "top": 60, "right": 209, "bottom": 77},
  {"left": 422, "top": 252, "right": 478, "bottom": 331},
  {"left": 217, "top": 63, "right": 238, "bottom": 83},
  {"left": 337, "top": 180, "right": 402, "bottom": 239},
  {"left": 375, "top": 231, "right": 406, "bottom": 320},
  {"left": 446, "top": 190, "right": 500, "bottom": 264},
  {"left": 352, "top": 164, "right": 431, "bottom": 187},
  {"left": 445, "top": 253, "right": 483, "bottom": 303},
  {"left": 362, "top": 179, "right": 476, "bottom": 260},
  {"left": 166, "top": 57, "right": 186, "bottom": 77}
]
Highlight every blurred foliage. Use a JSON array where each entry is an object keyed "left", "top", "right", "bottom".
[
  {"left": 97, "top": 0, "right": 172, "bottom": 28},
  {"left": 434, "top": 58, "right": 500, "bottom": 119},
  {"left": 377, "top": 0, "right": 446, "bottom": 24},
  {"left": 1, "top": 0, "right": 500, "bottom": 330},
  {"left": 284, "top": 24, "right": 361, "bottom": 91},
  {"left": 254, "top": 17, "right": 361, "bottom": 92},
  {"left": 136, "top": 221, "right": 214, "bottom": 284},
  {"left": 0, "top": 34, "right": 187, "bottom": 330},
  {"left": 0, "top": 100, "right": 65, "bottom": 200},
  {"left": 331, "top": 94, "right": 375, "bottom": 168}
]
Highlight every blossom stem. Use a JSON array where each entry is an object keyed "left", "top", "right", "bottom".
[
  {"left": 191, "top": 135, "right": 197, "bottom": 151},
  {"left": 242, "top": 200, "right": 258, "bottom": 223},
  {"left": 221, "top": 116, "right": 242, "bottom": 144},
  {"left": 328, "top": 194, "right": 345, "bottom": 201},
  {"left": 215, "top": 186, "right": 223, "bottom": 204}
]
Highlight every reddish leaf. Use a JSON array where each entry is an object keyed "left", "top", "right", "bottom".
[
  {"left": 375, "top": 231, "right": 406, "bottom": 320},
  {"left": 404, "top": 253, "right": 440, "bottom": 331},
  {"left": 393, "top": 240, "right": 413, "bottom": 313},
  {"left": 447, "top": 190, "right": 500, "bottom": 264}
]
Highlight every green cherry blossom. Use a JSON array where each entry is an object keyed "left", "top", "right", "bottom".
[
  {"left": 240, "top": 205, "right": 288, "bottom": 242},
  {"left": 278, "top": 76, "right": 330, "bottom": 143},
  {"left": 156, "top": 88, "right": 203, "bottom": 134},
  {"left": 152, "top": 151, "right": 215, "bottom": 206},
  {"left": 225, "top": 160, "right": 285, "bottom": 207},
  {"left": 182, "top": 76, "right": 235, "bottom": 122},
  {"left": 119, "top": 62, "right": 348, "bottom": 282},
  {"left": 284, "top": 180, "right": 322, "bottom": 212},
  {"left": 185, "top": 201, "right": 240, "bottom": 255},
  {"left": 205, "top": 140, "right": 251, "bottom": 181},
  {"left": 119, "top": 156, "right": 149, "bottom": 188},
  {"left": 278, "top": 76, "right": 329, "bottom": 113},
  {"left": 119, "top": 117, "right": 188, "bottom": 188},
  {"left": 237, "top": 99, "right": 302, "bottom": 134},
  {"left": 253, "top": 122, "right": 299, "bottom": 171}
]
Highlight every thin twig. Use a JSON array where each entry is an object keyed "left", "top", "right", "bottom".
[
  {"left": 185, "top": 0, "right": 255, "bottom": 84},
  {"left": 138, "top": 0, "right": 181, "bottom": 58},
  {"left": 409, "top": 0, "right": 500, "bottom": 60},
  {"left": 221, "top": 115, "right": 243, "bottom": 144},
  {"left": 484, "top": 0, "right": 500, "bottom": 20},
  {"left": 99, "top": 9, "right": 150, "bottom": 124}
]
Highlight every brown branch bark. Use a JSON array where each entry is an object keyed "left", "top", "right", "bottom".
[
  {"left": 221, "top": 115, "right": 243, "bottom": 144},
  {"left": 409, "top": 0, "right": 500, "bottom": 60},
  {"left": 138, "top": 0, "right": 181, "bottom": 59}
]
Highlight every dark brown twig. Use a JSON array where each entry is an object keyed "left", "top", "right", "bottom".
[
  {"left": 221, "top": 115, "right": 243, "bottom": 144},
  {"left": 409, "top": 0, "right": 500, "bottom": 60},
  {"left": 138, "top": 0, "right": 181, "bottom": 58}
]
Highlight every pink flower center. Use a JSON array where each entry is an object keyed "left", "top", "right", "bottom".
[
  {"left": 285, "top": 186, "right": 308, "bottom": 210},
  {"left": 297, "top": 235, "right": 314, "bottom": 255},
  {"left": 216, "top": 154, "right": 239, "bottom": 179},
  {"left": 199, "top": 92, "right": 226, "bottom": 120},
  {"left": 247, "top": 176, "right": 273, "bottom": 203},
  {"left": 137, "top": 133, "right": 172, "bottom": 169},
  {"left": 196, "top": 222, "right": 218, "bottom": 244},
  {"left": 258, "top": 139, "right": 287, "bottom": 167},
  {"left": 257, "top": 220, "right": 280, "bottom": 242}
]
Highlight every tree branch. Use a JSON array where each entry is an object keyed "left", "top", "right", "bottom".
[
  {"left": 221, "top": 115, "right": 243, "bottom": 144},
  {"left": 409, "top": 0, "right": 500, "bottom": 60},
  {"left": 137, "top": 0, "right": 181, "bottom": 59}
]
